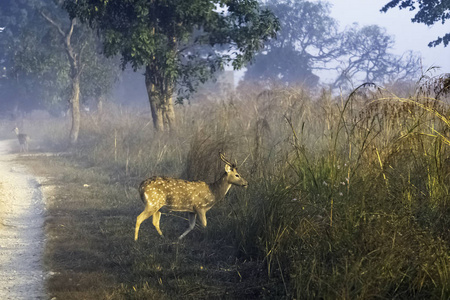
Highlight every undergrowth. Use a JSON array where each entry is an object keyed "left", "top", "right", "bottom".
[{"left": 11, "top": 78, "right": 450, "bottom": 299}]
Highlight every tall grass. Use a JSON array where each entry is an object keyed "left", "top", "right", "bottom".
[{"left": 13, "top": 79, "right": 450, "bottom": 298}]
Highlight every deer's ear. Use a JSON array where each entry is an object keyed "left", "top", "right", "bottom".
[{"left": 225, "top": 164, "right": 232, "bottom": 173}]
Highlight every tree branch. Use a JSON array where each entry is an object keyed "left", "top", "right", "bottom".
[{"left": 40, "top": 11, "right": 66, "bottom": 37}]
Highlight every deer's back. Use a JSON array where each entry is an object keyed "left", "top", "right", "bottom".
[{"left": 139, "top": 176, "right": 214, "bottom": 211}]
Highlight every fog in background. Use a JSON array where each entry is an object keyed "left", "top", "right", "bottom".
[{"left": 1, "top": 0, "right": 448, "bottom": 115}]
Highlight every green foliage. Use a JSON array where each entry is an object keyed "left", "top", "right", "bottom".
[
  {"left": 0, "top": 0, "right": 49, "bottom": 111},
  {"left": 64, "top": 0, "right": 280, "bottom": 96},
  {"left": 381, "top": 0, "right": 450, "bottom": 47},
  {"left": 0, "top": 0, "right": 120, "bottom": 113}
]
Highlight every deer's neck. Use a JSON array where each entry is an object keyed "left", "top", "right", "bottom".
[{"left": 210, "top": 173, "right": 231, "bottom": 201}]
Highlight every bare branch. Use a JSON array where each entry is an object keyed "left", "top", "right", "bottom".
[{"left": 40, "top": 11, "right": 65, "bottom": 37}]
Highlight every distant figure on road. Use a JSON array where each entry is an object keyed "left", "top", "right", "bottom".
[{"left": 13, "top": 127, "right": 30, "bottom": 152}]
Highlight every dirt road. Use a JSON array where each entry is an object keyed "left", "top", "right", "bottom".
[{"left": 0, "top": 139, "right": 46, "bottom": 299}]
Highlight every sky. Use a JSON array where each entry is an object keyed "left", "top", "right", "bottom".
[{"left": 329, "top": 0, "right": 449, "bottom": 74}]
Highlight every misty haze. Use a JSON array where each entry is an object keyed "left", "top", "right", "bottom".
[{"left": 0, "top": 0, "right": 449, "bottom": 299}]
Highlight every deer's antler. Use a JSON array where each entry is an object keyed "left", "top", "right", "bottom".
[{"left": 219, "top": 152, "right": 236, "bottom": 168}]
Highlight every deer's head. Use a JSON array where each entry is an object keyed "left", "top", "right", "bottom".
[{"left": 220, "top": 153, "right": 248, "bottom": 187}]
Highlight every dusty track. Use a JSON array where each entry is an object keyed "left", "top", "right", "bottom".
[{"left": 0, "top": 139, "right": 46, "bottom": 299}]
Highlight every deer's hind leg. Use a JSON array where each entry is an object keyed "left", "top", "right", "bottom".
[
  {"left": 152, "top": 211, "right": 163, "bottom": 236},
  {"left": 178, "top": 212, "right": 197, "bottom": 240},
  {"left": 135, "top": 205, "right": 159, "bottom": 241}
]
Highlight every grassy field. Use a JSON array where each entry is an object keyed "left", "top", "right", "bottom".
[{"left": 6, "top": 79, "right": 450, "bottom": 299}]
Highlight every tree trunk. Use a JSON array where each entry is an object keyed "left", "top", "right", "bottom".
[
  {"left": 145, "top": 66, "right": 176, "bottom": 132},
  {"left": 145, "top": 71, "right": 164, "bottom": 131},
  {"left": 40, "top": 14, "right": 82, "bottom": 145},
  {"left": 162, "top": 93, "right": 176, "bottom": 130},
  {"left": 69, "top": 73, "right": 81, "bottom": 145}
]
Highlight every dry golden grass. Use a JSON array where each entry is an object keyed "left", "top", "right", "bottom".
[{"left": 12, "top": 79, "right": 450, "bottom": 299}]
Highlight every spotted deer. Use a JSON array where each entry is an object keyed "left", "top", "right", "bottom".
[
  {"left": 135, "top": 153, "right": 248, "bottom": 241},
  {"left": 13, "top": 127, "right": 30, "bottom": 152}
]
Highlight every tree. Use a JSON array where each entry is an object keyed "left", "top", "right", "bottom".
[
  {"left": 0, "top": 0, "right": 119, "bottom": 143},
  {"left": 381, "top": 0, "right": 450, "bottom": 47},
  {"left": 242, "top": 0, "right": 421, "bottom": 89},
  {"left": 334, "top": 24, "right": 421, "bottom": 89},
  {"left": 64, "top": 0, "right": 279, "bottom": 131},
  {"left": 0, "top": 0, "right": 45, "bottom": 114},
  {"left": 244, "top": 0, "right": 340, "bottom": 86}
]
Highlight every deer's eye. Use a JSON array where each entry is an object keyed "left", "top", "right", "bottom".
[{"left": 235, "top": 174, "right": 240, "bottom": 178}]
